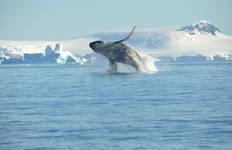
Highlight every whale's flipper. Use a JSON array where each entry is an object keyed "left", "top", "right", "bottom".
[
  {"left": 109, "top": 60, "right": 118, "bottom": 72},
  {"left": 114, "top": 26, "right": 136, "bottom": 43}
]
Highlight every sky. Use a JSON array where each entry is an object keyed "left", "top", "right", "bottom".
[{"left": 0, "top": 0, "right": 231, "bottom": 40}]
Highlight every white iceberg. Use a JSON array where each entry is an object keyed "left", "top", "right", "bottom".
[{"left": 0, "top": 20, "right": 232, "bottom": 64}]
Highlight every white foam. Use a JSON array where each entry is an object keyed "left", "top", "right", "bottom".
[
  {"left": 138, "top": 52, "right": 158, "bottom": 73},
  {"left": 112, "top": 52, "right": 158, "bottom": 73}
]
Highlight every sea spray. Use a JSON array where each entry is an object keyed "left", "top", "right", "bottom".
[
  {"left": 111, "top": 52, "right": 158, "bottom": 73},
  {"left": 138, "top": 52, "right": 158, "bottom": 73}
]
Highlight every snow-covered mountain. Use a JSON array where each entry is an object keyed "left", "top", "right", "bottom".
[
  {"left": 88, "top": 21, "right": 232, "bottom": 61},
  {"left": 178, "top": 20, "right": 221, "bottom": 36},
  {"left": 0, "top": 20, "right": 232, "bottom": 64}
]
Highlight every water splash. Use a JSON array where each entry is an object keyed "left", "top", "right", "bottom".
[
  {"left": 138, "top": 52, "right": 158, "bottom": 73},
  {"left": 107, "top": 52, "right": 158, "bottom": 73}
]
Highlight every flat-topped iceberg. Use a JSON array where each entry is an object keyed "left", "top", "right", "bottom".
[{"left": 0, "top": 43, "right": 87, "bottom": 64}]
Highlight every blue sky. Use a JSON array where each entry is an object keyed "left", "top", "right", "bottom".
[{"left": 0, "top": 0, "right": 231, "bottom": 40}]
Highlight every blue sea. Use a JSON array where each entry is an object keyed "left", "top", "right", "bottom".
[{"left": 0, "top": 62, "right": 232, "bottom": 150}]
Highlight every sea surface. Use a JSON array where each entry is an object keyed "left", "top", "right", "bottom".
[{"left": 0, "top": 62, "right": 232, "bottom": 150}]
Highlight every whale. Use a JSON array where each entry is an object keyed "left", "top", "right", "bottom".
[{"left": 89, "top": 26, "right": 145, "bottom": 72}]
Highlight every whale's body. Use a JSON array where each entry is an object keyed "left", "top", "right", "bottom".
[{"left": 89, "top": 26, "right": 145, "bottom": 72}]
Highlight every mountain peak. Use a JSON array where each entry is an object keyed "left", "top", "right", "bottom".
[{"left": 178, "top": 20, "right": 221, "bottom": 36}]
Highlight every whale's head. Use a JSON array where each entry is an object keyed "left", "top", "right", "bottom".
[{"left": 89, "top": 41, "right": 105, "bottom": 53}]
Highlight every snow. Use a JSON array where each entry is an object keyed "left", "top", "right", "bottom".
[
  {"left": 0, "top": 42, "right": 87, "bottom": 64},
  {"left": 0, "top": 46, "right": 24, "bottom": 59},
  {"left": 0, "top": 20, "right": 232, "bottom": 64},
  {"left": 178, "top": 20, "right": 221, "bottom": 36},
  {"left": 57, "top": 50, "right": 87, "bottom": 64},
  {"left": 42, "top": 43, "right": 87, "bottom": 64}
]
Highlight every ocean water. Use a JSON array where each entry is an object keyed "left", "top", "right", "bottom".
[{"left": 0, "top": 62, "right": 232, "bottom": 150}]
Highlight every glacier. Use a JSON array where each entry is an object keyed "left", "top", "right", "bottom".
[
  {"left": 0, "top": 20, "right": 232, "bottom": 64},
  {"left": 0, "top": 43, "right": 87, "bottom": 64}
]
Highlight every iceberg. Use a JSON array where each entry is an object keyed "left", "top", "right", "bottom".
[
  {"left": 0, "top": 43, "right": 87, "bottom": 64},
  {"left": 0, "top": 20, "right": 232, "bottom": 64}
]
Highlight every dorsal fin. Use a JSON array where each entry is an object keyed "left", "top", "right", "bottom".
[{"left": 114, "top": 26, "right": 136, "bottom": 43}]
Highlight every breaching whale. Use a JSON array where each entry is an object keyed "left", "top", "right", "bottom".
[{"left": 89, "top": 26, "right": 146, "bottom": 72}]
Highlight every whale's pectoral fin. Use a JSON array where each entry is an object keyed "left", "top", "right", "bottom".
[
  {"left": 108, "top": 60, "right": 118, "bottom": 72},
  {"left": 114, "top": 26, "right": 136, "bottom": 43},
  {"left": 129, "top": 55, "right": 143, "bottom": 72}
]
